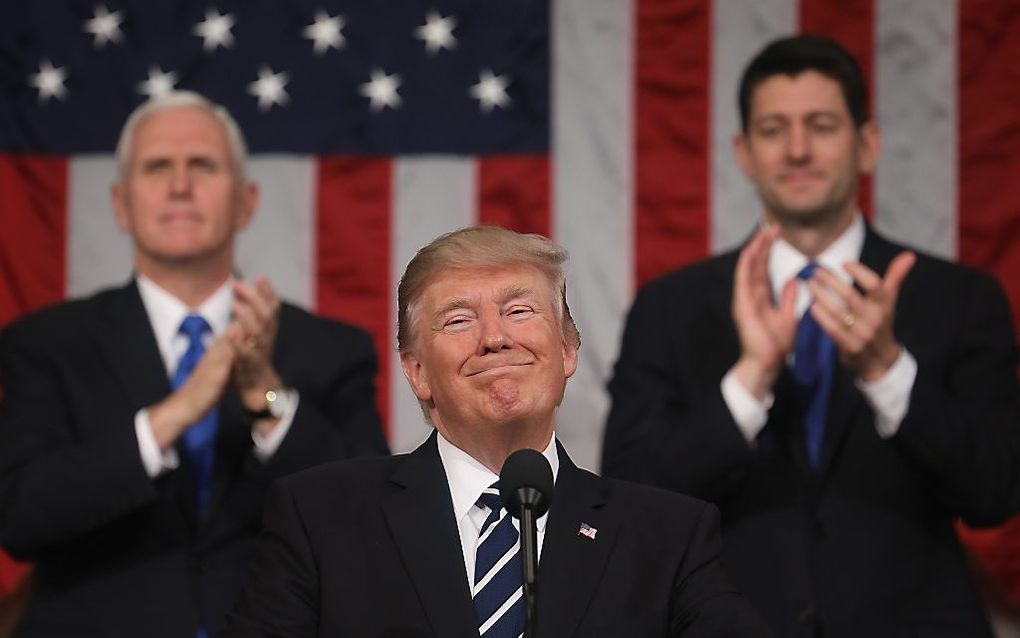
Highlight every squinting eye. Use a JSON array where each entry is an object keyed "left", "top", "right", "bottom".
[{"left": 508, "top": 307, "right": 533, "bottom": 316}]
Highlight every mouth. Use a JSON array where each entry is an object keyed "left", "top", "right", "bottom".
[
  {"left": 465, "top": 362, "right": 533, "bottom": 377},
  {"left": 779, "top": 171, "right": 825, "bottom": 185},
  {"left": 159, "top": 210, "right": 203, "bottom": 224}
]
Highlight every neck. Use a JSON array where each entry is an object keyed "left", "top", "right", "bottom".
[
  {"left": 769, "top": 206, "right": 856, "bottom": 259},
  {"left": 436, "top": 415, "right": 553, "bottom": 475},
  {"left": 135, "top": 255, "right": 233, "bottom": 308}
]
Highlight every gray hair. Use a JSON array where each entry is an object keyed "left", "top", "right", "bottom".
[{"left": 115, "top": 90, "right": 249, "bottom": 180}]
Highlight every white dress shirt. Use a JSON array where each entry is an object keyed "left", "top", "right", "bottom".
[
  {"left": 436, "top": 431, "right": 558, "bottom": 592},
  {"left": 721, "top": 214, "right": 917, "bottom": 443},
  {"left": 133, "top": 275, "right": 298, "bottom": 477}
]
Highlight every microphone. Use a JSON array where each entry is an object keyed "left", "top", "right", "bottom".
[{"left": 499, "top": 448, "right": 553, "bottom": 638}]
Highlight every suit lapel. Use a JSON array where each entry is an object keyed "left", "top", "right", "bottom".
[
  {"left": 535, "top": 444, "right": 616, "bottom": 638},
  {"left": 95, "top": 280, "right": 172, "bottom": 412},
  {"left": 382, "top": 434, "right": 478, "bottom": 638}
]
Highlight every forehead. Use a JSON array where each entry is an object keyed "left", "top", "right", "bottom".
[
  {"left": 420, "top": 264, "right": 553, "bottom": 309},
  {"left": 749, "top": 70, "right": 850, "bottom": 120},
  {"left": 131, "top": 106, "right": 230, "bottom": 158}
]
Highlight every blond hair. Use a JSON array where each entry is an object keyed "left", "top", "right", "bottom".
[{"left": 397, "top": 226, "right": 581, "bottom": 354}]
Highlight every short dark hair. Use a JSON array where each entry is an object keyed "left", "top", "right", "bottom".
[{"left": 738, "top": 34, "right": 869, "bottom": 132}]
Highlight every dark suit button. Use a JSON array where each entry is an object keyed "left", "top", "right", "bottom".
[{"left": 797, "top": 606, "right": 816, "bottom": 625}]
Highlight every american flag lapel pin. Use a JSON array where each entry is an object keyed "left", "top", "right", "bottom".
[{"left": 577, "top": 522, "right": 597, "bottom": 540}]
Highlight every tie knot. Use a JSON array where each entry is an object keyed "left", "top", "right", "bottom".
[
  {"left": 179, "top": 314, "right": 211, "bottom": 343},
  {"left": 798, "top": 262, "right": 820, "bottom": 281},
  {"left": 475, "top": 482, "right": 503, "bottom": 513}
]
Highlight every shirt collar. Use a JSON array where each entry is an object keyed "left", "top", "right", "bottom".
[
  {"left": 136, "top": 274, "right": 235, "bottom": 370},
  {"left": 767, "top": 213, "right": 865, "bottom": 316},
  {"left": 437, "top": 431, "right": 559, "bottom": 533}
]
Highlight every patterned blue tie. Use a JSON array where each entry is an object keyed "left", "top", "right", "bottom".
[
  {"left": 171, "top": 314, "right": 219, "bottom": 517},
  {"left": 473, "top": 483, "right": 526, "bottom": 638},
  {"left": 792, "top": 263, "right": 836, "bottom": 471}
]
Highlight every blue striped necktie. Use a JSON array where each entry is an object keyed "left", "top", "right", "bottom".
[
  {"left": 473, "top": 482, "right": 526, "bottom": 638},
  {"left": 792, "top": 263, "right": 836, "bottom": 471},
  {"left": 171, "top": 314, "right": 219, "bottom": 517}
]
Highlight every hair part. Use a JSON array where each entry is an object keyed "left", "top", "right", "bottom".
[
  {"left": 738, "top": 34, "right": 869, "bottom": 132},
  {"left": 115, "top": 90, "right": 249, "bottom": 181}
]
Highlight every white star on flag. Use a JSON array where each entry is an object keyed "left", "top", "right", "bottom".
[
  {"left": 83, "top": 5, "right": 125, "bottom": 49},
  {"left": 28, "top": 60, "right": 69, "bottom": 103},
  {"left": 359, "top": 68, "right": 402, "bottom": 112},
  {"left": 193, "top": 8, "right": 236, "bottom": 52},
  {"left": 137, "top": 66, "right": 178, "bottom": 99},
  {"left": 414, "top": 10, "right": 457, "bottom": 55},
  {"left": 302, "top": 10, "right": 345, "bottom": 55},
  {"left": 247, "top": 66, "right": 290, "bottom": 111},
  {"left": 469, "top": 70, "right": 511, "bottom": 113}
]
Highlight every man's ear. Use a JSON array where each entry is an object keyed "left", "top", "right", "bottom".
[
  {"left": 111, "top": 181, "right": 131, "bottom": 233},
  {"left": 400, "top": 350, "right": 432, "bottom": 403},
  {"left": 856, "top": 121, "right": 881, "bottom": 175},
  {"left": 233, "top": 180, "right": 259, "bottom": 231},
  {"left": 561, "top": 340, "right": 578, "bottom": 380}
]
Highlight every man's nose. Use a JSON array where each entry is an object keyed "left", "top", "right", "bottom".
[
  {"left": 786, "top": 124, "right": 811, "bottom": 162},
  {"left": 478, "top": 315, "right": 514, "bottom": 354},
  {"left": 169, "top": 165, "right": 192, "bottom": 196}
]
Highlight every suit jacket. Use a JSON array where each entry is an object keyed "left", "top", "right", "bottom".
[
  {"left": 223, "top": 432, "right": 769, "bottom": 637},
  {"left": 602, "top": 228, "right": 1020, "bottom": 638},
  {"left": 0, "top": 280, "right": 389, "bottom": 637}
]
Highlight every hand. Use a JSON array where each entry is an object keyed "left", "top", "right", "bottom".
[
  {"left": 148, "top": 328, "right": 239, "bottom": 449},
  {"left": 807, "top": 251, "right": 916, "bottom": 382},
  {"left": 731, "top": 226, "right": 798, "bottom": 400},
  {"left": 230, "top": 276, "right": 284, "bottom": 411}
]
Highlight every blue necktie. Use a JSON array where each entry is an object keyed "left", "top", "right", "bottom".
[
  {"left": 171, "top": 315, "right": 219, "bottom": 517},
  {"left": 473, "top": 483, "right": 526, "bottom": 638},
  {"left": 792, "top": 263, "right": 836, "bottom": 471}
]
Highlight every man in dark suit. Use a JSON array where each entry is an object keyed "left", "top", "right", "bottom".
[
  {"left": 0, "top": 91, "right": 388, "bottom": 637},
  {"left": 224, "top": 226, "right": 768, "bottom": 637},
  {"left": 602, "top": 35, "right": 1020, "bottom": 637}
]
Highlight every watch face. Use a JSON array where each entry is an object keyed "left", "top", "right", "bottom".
[{"left": 267, "top": 388, "right": 290, "bottom": 418}]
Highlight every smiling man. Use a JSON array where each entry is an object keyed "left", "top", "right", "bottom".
[
  {"left": 602, "top": 35, "right": 1020, "bottom": 637},
  {"left": 224, "top": 227, "right": 767, "bottom": 637},
  {"left": 0, "top": 92, "right": 387, "bottom": 637}
]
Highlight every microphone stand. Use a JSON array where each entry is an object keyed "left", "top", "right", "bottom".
[{"left": 516, "top": 487, "right": 542, "bottom": 638}]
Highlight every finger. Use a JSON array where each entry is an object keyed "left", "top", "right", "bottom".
[
  {"left": 881, "top": 251, "right": 916, "bottom": 298},
  {"left": 809, "top": 301, "right": 862, "bottom": 353},
  {"left": 255, "top": 276, "right": 280, "bottom": 309},
  {"left": 812, "top": 268, "right": 864, "bottom": 313},
  {"left": 842, "top": 261, "right": 882, "bottom": 294},
  {"left": 234, "top": 281, "right": 273, "bottom": 324},
  {"left": 777, "top": 278, "right": 797, "bottom": 320},
  {"left": 232, "top": 302, "right": 261, "bottom": 341}
]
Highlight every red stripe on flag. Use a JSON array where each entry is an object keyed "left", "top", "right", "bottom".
[
  {"left": 799, "top": 0, "right": 875, "bottom": 220},
  {"left": 0, "top": 155, "right": 67, "bottom": 329},
  {"left": 956, "top": 4, "right": 1020, "bottom": 608},
  {"left": 634, "top": 0, "right": 711, "bottom": 288},
  {"left": 477, "top": 155, "right": 551, "bottom": 237},
  {"left": 314, "top": 157, "right": 393, "bottom": 435},
  {"left": 958, "top": 1, "right": 1020, "bottom": 329}
]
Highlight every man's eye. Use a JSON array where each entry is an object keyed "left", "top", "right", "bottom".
[{"left": 508, "top": 307, "right": 533, "bottom": 316}]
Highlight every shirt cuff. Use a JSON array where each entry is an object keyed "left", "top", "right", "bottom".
[
  {"left": 721, "top": 369, "right": 773, "bottom": 444},
  {"left": 250, "top": 390, "right": 300, "bottom": 462},
  {"left": 855, "top": 348, "right": 917, "bottom": 439},
  {"left": 135, "top": 409, "right": 180, "bottom": 478}
]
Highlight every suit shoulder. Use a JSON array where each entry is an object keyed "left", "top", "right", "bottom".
[
  {"left": 277, "top": 454, "right": 399, "bottom": 503},
  {"left": 635, "top": 251, "right": 738, "bottom": 302},
  {"left": 279, "top": 303, "right": 374, "bottom": 349},
  {"left": 0, "top": 286, "right": 123, "bottom": 349},
  {"left": 604, "top": 473, "right": 710, "bottom": 515}
]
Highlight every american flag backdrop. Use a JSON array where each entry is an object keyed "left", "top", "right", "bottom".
[{"left": 1, "top": 0, "right": 1019, "bottom": 619}]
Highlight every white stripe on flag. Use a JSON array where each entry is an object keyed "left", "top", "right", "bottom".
[
  {"left": 391, "top": 156, "right": 476, "bottom": 453},
  {"left": 553, "top": 0, "right": 633, "bottom": 472},
  {"left": 68, "top": 156, "right": 133, "bottom": 296},
  {"left": 875, "top": 0, "right": 957, "bottom": 259},
  {"left": 240, "top": 156, "right": 316, "bottom": 308},
  {"left": 710, "top": 0, "right": 796, "bottom": 253}
]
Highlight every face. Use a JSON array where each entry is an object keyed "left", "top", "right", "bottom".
[
  {"left": 400, "top": 265, "right": 578, "bottom": 448},
  {"left": 734, "top": 70, "right": 878, "bottom": 228},
  {"left": 112, "top": 106, "right": 257, "bottom": 271}
]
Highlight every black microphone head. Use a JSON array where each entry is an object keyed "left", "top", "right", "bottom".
[{"left": 499, "top": 448, "right": 553, "bottom": 519}]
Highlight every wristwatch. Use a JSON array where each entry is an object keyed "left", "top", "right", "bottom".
[{"left": 243, "top": 388, "right": 293, "bottom": 422}]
